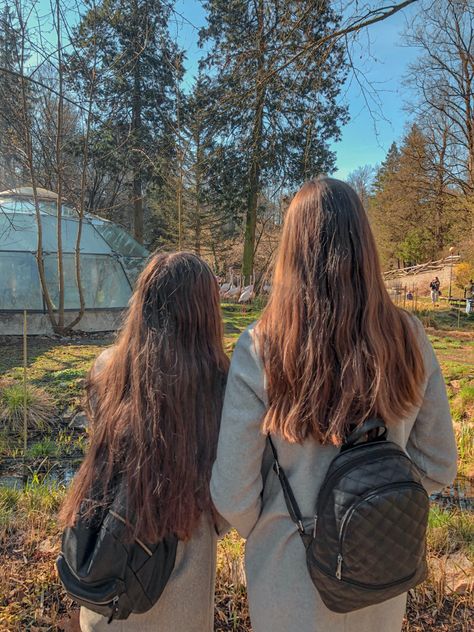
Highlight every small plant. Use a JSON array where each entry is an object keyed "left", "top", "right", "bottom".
[
  {"left": 27, "top": 438, "right": 58, "bottom": 459},
  {"left": 0, "top": 379, "right": 55, "bottom": 432},
  {"left": 19, "top": 477, "right": 65, "bottom": 515}
]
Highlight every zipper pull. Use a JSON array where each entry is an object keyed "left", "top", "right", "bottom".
[
  {"left": 107, "top": 596, "right": 119, "bottom": 623},
  {"left": 312, "top": 515, "right": 318, "bottom": 538},
  {"left": 336, "top": 554, "right": 343, "bottom": 580}
]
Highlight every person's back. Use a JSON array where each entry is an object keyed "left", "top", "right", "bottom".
[
  {"left": 211, "top": 178, "right": 457, "bottom": 632},
  {"left": 60, "top": 252, "right": 229, "bottom": 631}
]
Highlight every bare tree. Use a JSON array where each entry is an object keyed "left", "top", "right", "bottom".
[
  {"left": 346, "top": 165, "right": 375, "bottom": 211},
  {"left": 405, "top": 0, "right": 474, "bottom": 198},
  {"left": 6, "top": 0, "right": 97, "bottom": 335}
]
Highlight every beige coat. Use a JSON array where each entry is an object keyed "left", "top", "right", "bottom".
[
  {"left": 211, "top": 319, "right": 457, "bottom": 632},
  {"left": 80, "top": 514, "right": 219, "bottom": 632}
]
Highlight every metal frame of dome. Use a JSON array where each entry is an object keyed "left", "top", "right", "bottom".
[{"left": 0, "top": 188, "right": 149, "bottom": 335}]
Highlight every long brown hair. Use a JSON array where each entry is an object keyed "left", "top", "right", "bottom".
[
  {"left": 60, "top": 252, "right": 229, "bottom": 541},
  {"left": 258, "top": 178, "right": 425, "bottom": 446}
]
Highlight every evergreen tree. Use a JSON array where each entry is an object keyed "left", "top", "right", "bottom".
[
  {"left": 0, "top": 2, "right": 23, "bottom": 187},
  {"left": 370, "top": 126, "right": 450, "bottom": 267},
  {"left": 67, "top": 0, "right": 182, "bottom": 243},
  {"left": 199, "top": 0, "right": 348, "bottom": 281}
]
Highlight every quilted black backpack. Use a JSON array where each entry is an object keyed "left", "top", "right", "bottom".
[
  {"left": 269, "top": 418, "right": 429, "bottom": 613},
  {"left": 56, "top": 484, "right": 178, "bottom": 622}
]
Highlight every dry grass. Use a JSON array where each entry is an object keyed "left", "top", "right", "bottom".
[
  {"left": 0, "top": 379, "right": 56, "bottom": 434},
  {"left": 0, "top": 482, "right": 472, "bottom": 632}
]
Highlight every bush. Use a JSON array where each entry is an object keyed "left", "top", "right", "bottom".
[
  {"left": 454, "top": 262, "right": 474, "bottom": 290},
  {"left": 0, "top": 379, "right": 55, "bottom": 433}
]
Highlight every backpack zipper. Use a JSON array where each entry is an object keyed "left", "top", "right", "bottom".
[
  {"left": 108, "top": 596, "right": 120, "bottom": 623},
  {"left": 316, "top": 448, "right": 413, "bottom": 516},
  {"left": 336, "top": 481, "right": 427, "bottom": 581},
  {"left": 65, "top": 589, "right": 119, "bottom": 608},
  {"left": 312, "top": 557, "right": 417, "bottom": 590},
  {"left": 109, "top": 510, "right": 153, "bottom": 556}
]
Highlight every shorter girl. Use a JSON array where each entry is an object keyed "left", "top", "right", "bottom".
[{"left": 60, "top": 252, "right": 229, "bottom": 632}]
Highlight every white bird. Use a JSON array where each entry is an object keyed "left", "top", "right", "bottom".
[
  {"left": 225, "top": 285, "right": 241, "bottom": 299},
  {"left": 239, "top": 285, "right": 254, "bottom": 303},
  {"left": 220, "top": 282, "right": 231, "bottom": 296}
]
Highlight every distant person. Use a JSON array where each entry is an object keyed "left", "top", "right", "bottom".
[
  {"left": 465, "top": 279, "right": 474, "bottom": 314},
  {"left": 430, "top": 276, "right": 441, "bottom": 305},
  {"left": 211, "top": 178, "right": 457, "bottom": 632},
  {"left": 60, "top": 253, "right": 229, "bottom": 631}
]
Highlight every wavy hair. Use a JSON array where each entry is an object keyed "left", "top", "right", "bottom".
[
  {"left": 258, "top": 178, "right": 425, "bottom": 445},
  {"left": 60, "top": 252, "right": 229, "bottom": 541}
]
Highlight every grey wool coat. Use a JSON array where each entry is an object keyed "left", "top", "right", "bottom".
[
  {"left": 79, "top": 348, "right": 225, "bottom": 632},
  {"left": 210, "top": 319, "right": 458, "bottom": 632}
]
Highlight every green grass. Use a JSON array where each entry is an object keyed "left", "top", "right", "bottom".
[
  {"left": 0, "top": 305, "right": 260, "bottom": 412},
  {"left": 222, "top": 302, "right": 262, "bottom": 353},
  {"left": 0, "top": 339, "right": 111, "bottom": 410},
  {"left": 26, "top": 438, "right": 59, "bottom": 459}
]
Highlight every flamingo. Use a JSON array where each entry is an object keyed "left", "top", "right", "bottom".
[
  {"left": 220, "top": 282, "right": 231, "bottom": 296},
  {"left": 225, "top": 285, "right": 242, "bottom": 299},
  {"left": 239, "top": 285, "right": 254, "bottom": 303}
]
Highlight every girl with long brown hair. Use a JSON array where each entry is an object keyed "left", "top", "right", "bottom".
[
  {"left": 211, "top": 178, "right": 457, "bottom": 632},
  {"left": 60, "top": 252, "right": 229, "bottom": 632}
]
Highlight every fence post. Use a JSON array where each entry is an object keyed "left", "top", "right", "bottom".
[{"left": 23, "top": 310, "right": 28, "bottom": 456}]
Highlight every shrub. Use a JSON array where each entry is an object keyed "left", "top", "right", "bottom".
[
  {"left": 454, "top": 262, "right": 474, "bottom": 290},
  {"left": 0, "top": 379, "right": 55, "bottom": 433}
]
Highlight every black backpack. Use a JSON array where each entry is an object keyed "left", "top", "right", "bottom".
[
  {"left": 269, "top": 418, "right": 429, "bottom": 613},
  {"left": 56, "top": 484, "right": 178, "bottom": 622}
]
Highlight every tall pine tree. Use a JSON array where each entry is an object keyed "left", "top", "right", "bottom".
[
  {"left": 67, "top": 0, "right": 182, "bottom": 243},
  {"left": 199, "top": 0, "right": 348, "bottom": 281},
  {"left": 370, "top": 126, "right": 457, "bottom": 267},
  {"left": 0, "top": 2, "right": 24, "bottom": 188}
]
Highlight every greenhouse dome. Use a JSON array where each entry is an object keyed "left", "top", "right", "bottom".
[{"left": 0, "top": 187, "right": 149, "bottom": 335}]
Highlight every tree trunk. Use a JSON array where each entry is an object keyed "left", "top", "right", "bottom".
[
  {"left": 17, "top": 4, "right": 57, "bottom": 332},
  {"left": 55, "top": 0, "right": 65, "bottom": 332},
  {"left": 194, "top": 127, "right": 202, "bottom": 255},
  {"left": 65, "top": 60, "right": 97, "bottom": 333},
  {"left": 242, "top": 0, "right": 265, "bottom": 285},
  {"left": 132, "top": 55, "right": 143, "bottom": 243}
]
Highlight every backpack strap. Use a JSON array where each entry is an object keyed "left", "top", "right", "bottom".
[
  {"left": 341, "top": 418, "right": 387, "bottom": 452},
  {"left": 268, "top": 435, "right": 306, "bottom": 536}
]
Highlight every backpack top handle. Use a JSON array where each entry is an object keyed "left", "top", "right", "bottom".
[{"left": 341, "top": 417, "right": 387, "bottom": 452}]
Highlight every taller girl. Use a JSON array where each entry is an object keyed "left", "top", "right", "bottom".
[{"left": 211, "top": 178, "right": 457, "bottom": 632}]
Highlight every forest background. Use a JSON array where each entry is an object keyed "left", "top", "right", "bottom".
[{"left": 0, "top": 0, "right": 473, "bottom": 314}]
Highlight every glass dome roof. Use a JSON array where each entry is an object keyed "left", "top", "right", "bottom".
[{"left": 0, "top": 189, "right": 149, "bottom": 312}]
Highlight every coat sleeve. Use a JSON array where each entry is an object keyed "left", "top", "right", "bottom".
[
  {"left": 210, "top": 326, "right": 267, "bottom": 539},
  {"left": 406, "top": 322, "right": 458, "bottom": 495}
]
